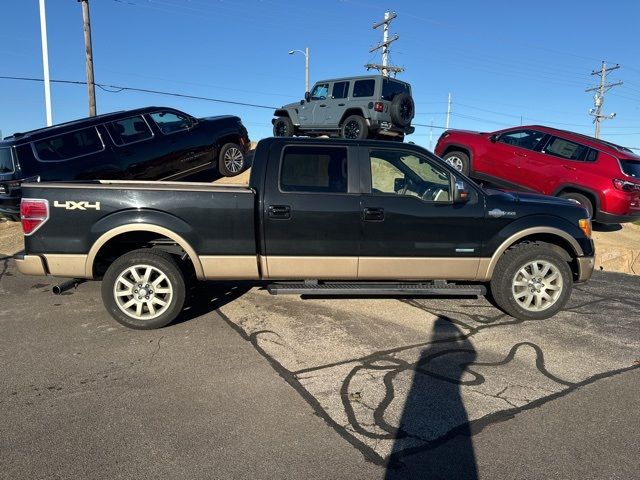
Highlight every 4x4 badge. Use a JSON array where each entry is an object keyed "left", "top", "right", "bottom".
[
  {"left": 53, "top": 200, "right": 101, "bottom": 211},
  {"left": 488, "top": 208, "right": 516, "bottom": 218}
]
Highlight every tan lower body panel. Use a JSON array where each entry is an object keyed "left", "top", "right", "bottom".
[
  {"left": 265, "top": 256, "right": 358, "bottom": 280},
  {"left": 15, "top": 255, "right": 47, "bottom": 276},
  {"left": 358, "top": 257, "right": 481, "bottom": 280},
  {"left": 43, "top": 254, "right": 89, "bottom": 278},
  {"left": 200, "top": 255, "right": 260, "bottom": 280}
]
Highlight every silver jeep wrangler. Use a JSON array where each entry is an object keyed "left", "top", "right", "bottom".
[{"left": 272, "top": 75, "right": 415, "bottom": 141}]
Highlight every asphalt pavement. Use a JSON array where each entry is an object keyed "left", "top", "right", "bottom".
[{"left": 1, "top": 256, "right": 639, "bottom": 479}]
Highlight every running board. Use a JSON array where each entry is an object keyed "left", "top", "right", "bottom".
[{"left": 267, "top": 282, "right": 486, "bottom": 297}]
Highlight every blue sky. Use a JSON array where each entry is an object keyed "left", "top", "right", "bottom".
[{"left": 1, "top": 0, "right": 639, "bottom": 150}]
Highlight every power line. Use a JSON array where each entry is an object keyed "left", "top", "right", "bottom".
[{"left": 0, "top": 75, "right": 277, "bottom": 110}]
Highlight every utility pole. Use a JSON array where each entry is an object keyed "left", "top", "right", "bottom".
[
  {"left": 365, "top": 11, "right": 404, "bottom": 77},
  {"left": 445, "top": 92, "right": 452, "bottom": 129},
  {"left": 78, "top": 0, "right": 96, "bottom": 116},
  {"left": 586, "top": 61, "right": 622, "bottom": 138},
  {"left": 38, "top": 0, "right": 53, "bottom": 126}
]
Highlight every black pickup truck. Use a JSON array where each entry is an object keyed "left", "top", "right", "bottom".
[{"left": 16, "top": 137, "right": 595, "bottom": 329}]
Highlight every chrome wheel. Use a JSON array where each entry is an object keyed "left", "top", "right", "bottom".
[
  {"left": 223, "top": 147, "right": 244, "bottom": 173},
  {"left": 445, "top": 155, "right": 464, "bottom": 172},
  {"left": 113, "top": 264, "right": 173, "bottom": 320},
  {"left": 511, "top": 260, "right": 563, "bottom": 312}
]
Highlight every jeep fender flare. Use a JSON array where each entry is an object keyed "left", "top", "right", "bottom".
[
  {"left": 273, "top": 109, "right": 300, "bottom": 125},
  {"left": 339, "top": 108, "right": 370, "bottom": 125},
  {"left": 85, "top": 209, "right": 204, "bottom": 280}
]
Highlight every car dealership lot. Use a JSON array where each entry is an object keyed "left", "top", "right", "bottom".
[{"left": 1, "top": 256, "right": 639, "bottom": 479}]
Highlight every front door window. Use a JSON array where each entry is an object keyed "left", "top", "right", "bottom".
[{"left": 370, "top": 149, "right": 452, "bottom": 202}]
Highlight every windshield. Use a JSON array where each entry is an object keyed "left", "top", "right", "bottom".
[
  {"left": 0, "top": 147, "right": 14, "bottom": 174},
  {"left": 620, "top": 159, "right": 640, "bottom": 179}
]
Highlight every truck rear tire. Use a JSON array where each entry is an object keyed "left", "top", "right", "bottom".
[
  {"left": 341, "top": 115, "right": 368, "bottom": 140},
  {"left": 218, "top": 142, "right": 246, "bottom": 177},
  {"left": 101, "top": 248, "right": 186, "bottom": 330},
  {"left": 489, "top": 242, "right": 572, "bottom": 320},
  {"left": 273, "top": 117, "right": 294, "bottom": 137}
]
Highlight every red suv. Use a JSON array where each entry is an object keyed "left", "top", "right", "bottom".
[{"left": 435, "top": 125, "right": 640, "bottom": 224}]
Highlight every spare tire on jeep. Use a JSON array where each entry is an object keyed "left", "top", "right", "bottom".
[{"left": 390, "top": 93, "right": 415, "bottom": 128}]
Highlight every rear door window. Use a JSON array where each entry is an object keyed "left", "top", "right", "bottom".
[
  {"left": 498, "top": 129, "right": 547, "bottom": 151},
  {"left": 0, "top": 147, "right": 14, "bottom": 173},
  {"left": 331, "top": 81, "right": 349, "bottom": 99},
  {"left": 280, "top": 146, "right": 348, "bottom": 193},
  {"left": 543, "top": 136, "right": 588, "bottom": 161},
  {"left": 353, "top": 79, "right": 375, "bottom": 98},
  {"left": 33, "top": 127, "right": 104, "bottom": 161},
  {"left": 149, "top": 111, "right": 191, "bottom": 134},
  {"left": 107, "top": 115, "right": 153, "bottom": 146}
]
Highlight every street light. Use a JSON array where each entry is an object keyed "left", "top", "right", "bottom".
[{"left": 288, "top": 47, "right": 309, "bottom": 93}]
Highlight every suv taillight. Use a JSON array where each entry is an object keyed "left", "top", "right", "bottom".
[
  {"left": 20, "top": 199, "right": 49, "bottom": 235},
  {"left": 613, "top": 179, "right": 640, "bottom": 192},
  {"left": 374, "top": 102, "right": 384, "bottom": 112}
]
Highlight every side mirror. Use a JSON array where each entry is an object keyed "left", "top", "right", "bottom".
[
  {"left": 453, "top": 180, "right": 470, "bottom": 203},
  {"left": 394, "top": 177, "right": 406, "bottom": 192},
  {"left": 489, "top": 134, "right": 499, "bottom": 143},
  {"left": 304, "top": 91, "right": 311, "bottom": 102}
]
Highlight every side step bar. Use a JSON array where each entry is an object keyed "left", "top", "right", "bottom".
[{"left": 267, "top": 282, "right": 486, "bottom": 297}]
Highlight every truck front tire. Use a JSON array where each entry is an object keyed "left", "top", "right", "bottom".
[
  {"left": 489, "top": 242, "right": 573, "bottom": 321},
  {"left": 102, "top": 249, "right": 186, "bottom": 330}
]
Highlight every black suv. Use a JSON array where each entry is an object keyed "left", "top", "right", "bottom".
[{"left": 0, "top": 107, "right": 250, "bottom": 220}]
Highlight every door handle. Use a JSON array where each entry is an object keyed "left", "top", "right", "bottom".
[
  {"left": 338, "top": 103, "right": 345, "bottom": 106},
  {"left": 363, "top": 207, "right": 384, "bottom": 221},
  {"left": 319, "top": 104, "right": 327, "bottom": 107},
  {"left": 514, "top": 151, "right": 527, "bottom": 157},
  {"left": 268, "top": 205, "right": 291, "bottom": 219},
  {"left": 563, "top": 165, "right": 577, "bottom": 171}
]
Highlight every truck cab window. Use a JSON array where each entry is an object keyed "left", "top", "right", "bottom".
[
  {"left": 370, "top": 149, "right": 451, "bottom": 202},
  {"left": 280, "top": 146, "right": 348, "bottom": 193}
]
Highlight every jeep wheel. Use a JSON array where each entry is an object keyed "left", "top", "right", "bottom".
[
  {"left": 489, "top": 242, "right": 572, "bottom": 320},
  {"left": 390, "top": 93, "right": 415, "bottom": 128},
  {"left": 558, "top": 192, "right": 593, "bottom": 219},
  {"left": 218, "top": 142, "right": 245, "bottom": 177},
  {"left": 443, "top": 151, "right": 470, "bottom": 175},
  {"left": 341, "top": 115, "right": 368, "bottom": 140},
  {"left": 102, "top": 249, "right": 186, "bottom": 330},
  {"left": 273, "top": 117, "right": 294, "bottom": 137}
]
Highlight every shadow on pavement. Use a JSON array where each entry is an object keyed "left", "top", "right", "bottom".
[
  {"left": 172, "top": 281, "right": 252, "bottom": 325},
  {"left": 592, "top": 222, "right": 622, "bottom": 232},
  {"left": 386, "top": 317, "right": 478, "bottom": 480}
]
